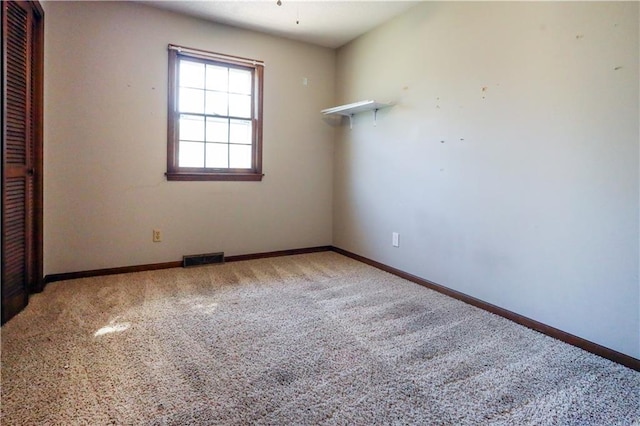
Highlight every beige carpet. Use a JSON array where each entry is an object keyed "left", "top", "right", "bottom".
[{"left": 1, "top": 252, "right": 639, "bottom": 425}]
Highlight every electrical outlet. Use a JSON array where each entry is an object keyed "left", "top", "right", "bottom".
[
  {"left": 153, "top": 229, "right": 162, "bottom": 243},
  {"left": 392, "top": 232, "right": 399, "bottom": 247}
]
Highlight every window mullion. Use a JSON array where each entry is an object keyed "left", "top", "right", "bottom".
[
  {"left": 203, "top": 65, "right": 207, "bottom": 168},
  {"left": 227, "top": 68, "right": 231, "bottom": 169},
  {"left": 203, "top": 116, "right": 207, "bottom": 168},
  {"left": 203, "top": 114, "right": 251, "bottom": 121}
]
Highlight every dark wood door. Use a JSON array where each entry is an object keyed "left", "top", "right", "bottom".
[{"left": 2, "top": 0, "right": 43, "bottom": 324}]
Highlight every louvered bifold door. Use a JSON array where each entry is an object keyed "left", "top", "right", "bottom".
[{"left": 2, "top": 1, "right": 34, "bottom": 323}]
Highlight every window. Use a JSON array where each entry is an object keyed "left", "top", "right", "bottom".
[{"left": 166, "top": 45, "right": 264, "bottom": 181}]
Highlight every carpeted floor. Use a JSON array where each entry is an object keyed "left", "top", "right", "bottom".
[{"left": 1, "top": 252, "right": 639, "bottom": 425}]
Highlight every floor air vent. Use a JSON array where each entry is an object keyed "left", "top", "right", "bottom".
[{"left": 183, "top": 252, "right": 225, "bottom": 268}]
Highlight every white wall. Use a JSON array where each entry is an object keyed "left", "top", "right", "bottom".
[
  {"left": 333, "top": 2, "right": 639, "bottom": 358},
  {"left": 43, "top": 1, "right": 335, "bottom": 274}
]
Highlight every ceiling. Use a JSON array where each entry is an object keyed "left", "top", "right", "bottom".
[{"left": 138, "top": 1, "right": 420, "bottom": 49}]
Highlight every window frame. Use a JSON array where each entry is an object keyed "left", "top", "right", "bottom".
[{"left": 166, "top": 46, "right": 264, "bottom": 181}]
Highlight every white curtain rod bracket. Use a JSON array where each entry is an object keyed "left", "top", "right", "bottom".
[{"left": 168, "top": 44, "right": 265, "bottom": 67}]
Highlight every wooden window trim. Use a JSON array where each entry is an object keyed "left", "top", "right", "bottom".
[{"left": 166, "top": 47, "right": 264, "bottom": 182}]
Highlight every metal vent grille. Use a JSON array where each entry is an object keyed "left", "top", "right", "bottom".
[{"left": 182, "top": 252, "right": 225, "bottom": 268}]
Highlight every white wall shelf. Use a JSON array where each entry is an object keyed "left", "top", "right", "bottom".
[{"left": 322, "top": 100, "right": 393, "bottom": 129}]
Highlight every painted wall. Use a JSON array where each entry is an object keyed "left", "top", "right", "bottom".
[
  {"left": 333, "top": 2, "right": 639, "bottom": 358},
  {"left": 43, "top": 1, "right": 335, "bottom": 274}
]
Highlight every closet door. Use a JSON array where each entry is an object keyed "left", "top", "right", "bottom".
[{"left": 2, "top": 0, "right": 43, "bottom": 324}]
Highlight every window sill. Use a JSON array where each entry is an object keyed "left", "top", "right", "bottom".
[{"left": 165, "top": 172, "right": 264, "bottom": 182}]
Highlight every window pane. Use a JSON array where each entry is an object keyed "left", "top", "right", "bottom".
[
  {"left": 229, "top": 68, "right": 252, "bottom": 94},
  {"left": 229, "top": 119, "right": 251, "bottom": 144},
  {"left": 229, "top": 144, "right": 252, "bottom": 169},
  {"left": 206, "top": 117, "right": 228, "bottom": 142},
  {"left": 205, "top": 143, "right": 228, "bottom": 168},
  {"left": 229, "top": 94, "right": 251, "bottom": 118},
  {"left": 180, "top": 115, "right": 205, "bottom": 141},
  {"left": 179, "top": 141, "right": 205, "bottom": 167},
  {"left": 206, "top": 65, "right": 228, "bottom": 91},
  {"left": 180, "top": 60, "right": 205, "bottom": 89},
  {"left": 179, "top": 88, "right": 204, "bottom": 114},
  {"left": 206, "top": 91, "right": 228, "bottom": 116}
]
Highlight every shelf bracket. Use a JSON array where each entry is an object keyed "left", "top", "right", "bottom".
[{"left": 321, "top": 100, "right": 394, "bottom": 130}]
